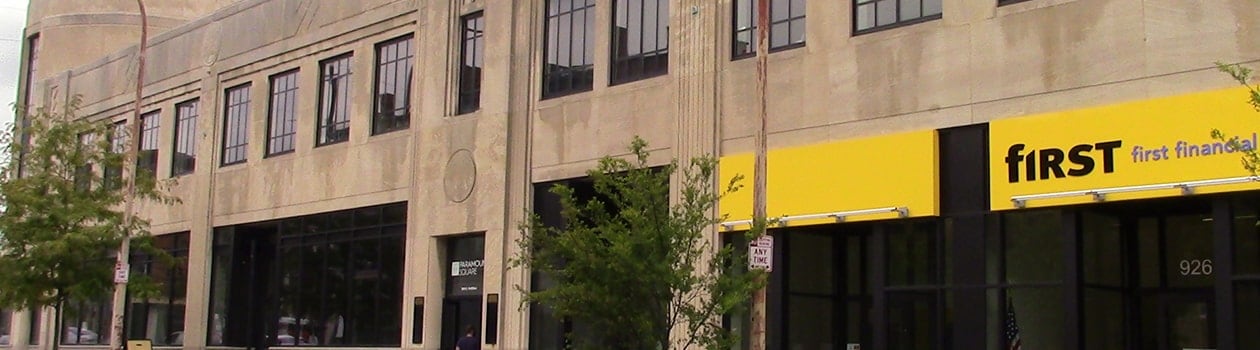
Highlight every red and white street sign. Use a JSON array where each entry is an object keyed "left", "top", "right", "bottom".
[{"left": 748, "top": 236, "right": 774, "bottom": 272}]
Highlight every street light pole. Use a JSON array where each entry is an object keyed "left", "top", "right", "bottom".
[
  {"left": 108, "top": 1, "right": 147, "bottom": 349},
  {"left": 749, "top": 0, "right": 771, "bottom": 349}
]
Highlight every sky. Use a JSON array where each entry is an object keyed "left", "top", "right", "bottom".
[{"left": 0, "top": 0, "right": 27, "bottom": 129}]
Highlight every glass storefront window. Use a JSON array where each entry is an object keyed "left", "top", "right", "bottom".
[
  {"left": 987, "top": 287, "right": 1063, "bottom": 350},
  {"left": 1238, "top": 282, "right": 1260, "bottom": 349},
  {"left": 0, "top": 309, "right": 10, "bottom": 345},
  {"left": 207, "top": 203, "right": 406, "bottom": 348},
  {"left": 61, "top": 299, "right": 111, "bottom": 345},
  {"left": 1235, "top": 212, "right": 1260, "bottom": 276},
  {"left": 128, "top": 233, "right": 189, "bottom": 346},
  {"left": 994, "top": 210, "right": 1063, "bottom": 284}
]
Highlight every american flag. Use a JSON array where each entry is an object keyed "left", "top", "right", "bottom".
[{"left": 1006, "top": 299, "right": 1023, "bottom": 350}]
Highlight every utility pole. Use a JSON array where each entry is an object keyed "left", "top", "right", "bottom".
[
  {"left": 749, "top": 0, "right": 771, "bottom": 349},
  {"left": 109, "top": 1, "right": 147, "bottom": 349}
]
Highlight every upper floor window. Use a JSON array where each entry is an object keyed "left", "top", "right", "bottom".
[
  {"left": 610, "top": 0, "right": 669, "bottom": 85},
  {"left": 854, "top": 0, "right": 941, "bottom": 33},
  {"left": 318, "top": 55, "right": 351, "bottom": 146},
  {"left": 268, "top": 70, "right": 298, "bottom": 155},
  {"left": 171, "top": 99, "right": 198, "bottom": 176},
  {"left": 18, "top": 34, "right": 40, "bottom": 178},
  {"left": 138, "top": 110, "right": 160, "bottom": 176},
  {"left": 75, "top": 132, "right": 94, "bottom": 191},
  {"left": 373, "top": 36, "right": 414, "bottom": 135},
  {"left": 542, "top": 0, "right": 596, "bottom": 98},
  {"left": 732, "top": 0, "right": 806, "bottom": 59},
  {"left": 458, "top": 12, "right": 486, "bottom": 114},
  {"left": 105, "top": 121, "right": 126, "bottom": 189},
  {"left": 222, "top": 84, "right": 250, "bottom": 166}
]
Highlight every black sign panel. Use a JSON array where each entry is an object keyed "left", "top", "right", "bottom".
[{"left": 446, "top": 235, "right": 485, "bottom": 297}]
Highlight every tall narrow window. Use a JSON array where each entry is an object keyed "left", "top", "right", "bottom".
[
  {"left": 138, "top": 111, "right": 160, "bottom": 177},
  {"left": 268, "top": 70, "right": 298, "bottom": 155},
  {"left": 458, "top": 12, "right": 486, "bottom": 114},
  {"left": 318, "top": 55, "right": 351, "bottom": 145},
  {"left": 75, "top": 133, "right": 95, "bottom": 191},
  {"left": 732, "top": 0, "right": 806, "bottom": 59},
  {"left": 610, "top": 0, "right": 669, "bottom": 85},
  {"left": 542, "top": 0, "right": 596, "bottom": 98},
  {"left": 222, "top": 84, "right": 250, "bottom": 165},
  {"left": 171, "top": 99, "right": 198, "bottom": 176},
  {"left": 17, "top": 34, "right": 40, "bottom": 177},
  {"left": 854, "top": 0, "right": 941, "bottom": 33},
  {"left": 373, "top": 36, "right": 414, "bottom": 135},
  {"left": 104, "top": 121, "right": 126, "bottom": 189}
]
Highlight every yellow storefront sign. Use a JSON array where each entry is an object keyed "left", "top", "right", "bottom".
[
  {"left": 990, "top": 87, "right": 1260, "bottom": 210},
  {"left": 719, "top": 131, "right": 938, "bottom": 229}
]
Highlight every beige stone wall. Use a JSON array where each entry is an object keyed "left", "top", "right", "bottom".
[{"left": 9, "top": 0, "right": 1259, "bottom": 349}]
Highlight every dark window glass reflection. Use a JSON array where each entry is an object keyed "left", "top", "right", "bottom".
[
  {"left": 610, "top": 0, "right": 669, "bottom": 84},
  {"left": 731, "top": 0, "right": 806, "bottom": 58},
  {"left": 542, "top": 0, "right": 596, "bottom": 98}
]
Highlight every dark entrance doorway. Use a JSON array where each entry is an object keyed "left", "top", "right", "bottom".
[{"left": 441, "top": 235, "right": 485, "bottom": 350}]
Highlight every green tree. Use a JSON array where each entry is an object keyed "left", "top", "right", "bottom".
[
  {"left": 513, "top": 137, "right": 765, "bottom": 350},
  {"left": 1212, "top": 62, "right": 1260, "bottom": 174},
  {"left": 0, "top": 99, "right": 177, "bottom": 349}
]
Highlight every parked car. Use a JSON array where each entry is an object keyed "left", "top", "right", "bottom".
[{"left": 63, "top": 327, "right": 99, "bottom": 344}]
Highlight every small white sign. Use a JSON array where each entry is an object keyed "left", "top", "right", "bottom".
[
  {"left": 450, "top": 260, "right": 484, "bottom": 277},
  {"left": 114, "top": 264, "right": 129, "bottom": 283},
  {"left": 748, "top": 236, "right": 773, "bottom": 271},
  {"left": 847, "top": 344, "right": 861, "bottom": 350}
]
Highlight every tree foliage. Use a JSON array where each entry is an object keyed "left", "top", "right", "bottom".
[
  {"left": 513, "top": 137, "right": 765, "bottom": 350},
  {"left": 0, "top": 98, "right": 178, "bottom": 314},
  {"left": 1212, "top": 62, "right": 1260, "bottom": 174}
]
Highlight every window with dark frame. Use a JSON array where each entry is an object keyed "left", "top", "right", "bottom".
[
  {"left": 206, "top": 203, "right": 407, "bottom": 347},
  {"left": 318, "top": 55, "right": 351, "bottom": 145},
  {"left": 61, "top": 299, "right": 112, "bottom": 345},
  {"left": 458, "top": 12, "right": 486, "bottom": 114},
  {"left": 373, "top": 36, "right": 413, "bottom": 135},
  {"left": 75, "top": 132, "right": 95, "bottom": 191},
  {"left": 268, "top": 70, "right": 299, "bottom": 155},
  {"left": 126, "top": 233, "right": 189, "bottom": 346},
  {"left": 732, "top": 0, "right": 806, "bottom": 59},
  {"left": 610, "top": 0, "right": 669, "bottom": 85},
  {"left": 542, "top": 0, "right": 596, "bottom": 98},
  {"left": 17, "top": 34, "right": 40, "bottom": 178},
  {"left": 0, "top": 310, "right": 9, "bottom": 345},
  {"left": 854, "top": 0, "right": 941, "bottom": 34},
  {"left": 171, "top": 99, "right": 198, "bottom": 176},
  {"left": 104, "top": 121, "right": 126, "bottom": 189},
  {"left": 138, "top": 110, "right": 159, "bottom": 177},
  {"left": 222, "top": 84, "right": 250, "bottom": 165}
]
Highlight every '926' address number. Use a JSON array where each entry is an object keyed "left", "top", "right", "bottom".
[{"left": 1179, "top": 259, "right": 1213, "bottom": 276}]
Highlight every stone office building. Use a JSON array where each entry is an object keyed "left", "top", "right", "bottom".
[{"left": 1, "top": 0, "right": 1257, "bottom": 349}]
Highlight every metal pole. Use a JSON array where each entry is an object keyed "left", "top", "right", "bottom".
[
  {"left": 750, "top": 0, "right": 771, "bottom": 349},
  {"left": 109, "top": 1, "right": 147, "bottom": 349}
]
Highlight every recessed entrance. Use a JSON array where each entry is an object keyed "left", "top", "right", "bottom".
[{"left": 440, "top": 235, "right": 485, "bottom": 350}]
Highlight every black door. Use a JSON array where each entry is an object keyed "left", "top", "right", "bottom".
[{"left": 440, "top": 297, "right": 482, "bottom": 350}]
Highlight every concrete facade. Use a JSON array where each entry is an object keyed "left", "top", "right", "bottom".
[{"left": 2, "top": 0, "right": 1257, "bottom": 349}]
